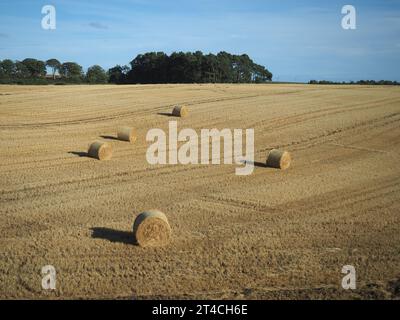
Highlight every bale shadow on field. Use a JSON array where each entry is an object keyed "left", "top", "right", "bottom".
[
  {"left": 91, "top": 227, "right": 135, "bottom": 245},
  {"left": 99, "top": 135, "right": 120, "bottom": 141},
  {"left": 157, "top": 112, "right": 175, "bottom": 117},
  {"left": 242, "top": 160, "right": 267, "bottom": 168},
  {"left": 387, "top": 277, "right": 400, "bottom": 298},
  {"left": 68, "top": 151, "right": 89, "bottom": 158}
]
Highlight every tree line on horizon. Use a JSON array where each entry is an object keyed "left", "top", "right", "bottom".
[
  {"left": 1, "top": 54, "right": 397, "bottom": 85},
  {"left": 0, "top": 58, "right": 106, "bottom": 84},
  {"left": 0, "top": 51, "right": 273, "bottom": 85},
  {"left": 309, "top": 79, "right": 399, "bottom": 85}
]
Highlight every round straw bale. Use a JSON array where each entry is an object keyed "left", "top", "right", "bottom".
[
  {"left": 133, "top": 210, "right": 171, "bottom": 247},
  {"left": 88, "top": 141, "right": 112, "bottom": 161},
  {"left": 117, "top": 126, "right": 137, "bottom": 143},
  {"left": 172, "top": 105, "right": 189, "bottom": 118},
  {"left": 266, "top": 149, "right": 291, "bottom": 170}
]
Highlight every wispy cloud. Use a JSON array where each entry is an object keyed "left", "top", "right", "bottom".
[
  {"left": 88, "top": 22, "right": 108, "bottom": 29},
  {"left": 0, "top": 32, "right": 8, "bottom": 38}
]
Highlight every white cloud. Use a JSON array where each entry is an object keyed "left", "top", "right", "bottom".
[{"left": 88, "top": 22, "right": 108, "bottom": 29}]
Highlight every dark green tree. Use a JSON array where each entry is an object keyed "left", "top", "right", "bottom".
[
  {"left": 46, "top": 59, "right": 61, "bottom": 79},
  {"left": 108, "top": 65, "right": 130, "bottom": 84},
  {"left": 15, "top": 61, "right": 30, "bottom": 78},
  {"left": 86, "top": 65, "right": 108, "bottom": 84},
  {"left": 0, "top": 59, "right": 15, "bottom": 78},
  {"left": 128, "top": 52, "right": 169, "bottom": 83},
  {"left": 21, "top": 58, "right": 46, "bottom": 77},
  {"left": 216, "top": 52, "right": 233, "bottom": 82},
  {"left": 168, "top": 52, "right": 191, "bottom": 83},
  {"left": 202, "top": 54, "right": 219, "bottom": 83},
  {"left": 60, "top": 62, "right": 83, "bottom": 81}
]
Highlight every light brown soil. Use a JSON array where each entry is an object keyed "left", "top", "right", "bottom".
[{"left": 0, "top": 84, "right": 399, "bottom": 300}]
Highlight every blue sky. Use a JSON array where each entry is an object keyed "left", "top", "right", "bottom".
[{"left": 0, "top": 0, "right": 399, "bottom": 82}]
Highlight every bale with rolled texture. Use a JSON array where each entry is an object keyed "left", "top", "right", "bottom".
[
  {"left": 266, "top": 149, "right": 291, "bottom": 170},
  {"left": 88, "top": 141, "right": 112, "bottom": 161},
  {"left": 133, "top": 210, "right": 171, "bottom": 247},
  {"left": 172, "top": 105, "right": 189, "bottom": 118},
  {"left": 117, "top": 126, "right": 137, "bottom": 143}
]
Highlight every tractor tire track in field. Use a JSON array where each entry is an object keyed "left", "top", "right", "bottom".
[
  {"left": 254, "top": 96, "right": 400, "bottom": 133},
  {"left": 258, "top": 112, "right": 400, "bottom": 151},
  {"left": 0, "top": 88, "right": 311, "bottom": 129},
  {"left": 198, "top": 177, "right": 400, "bottom": 218},
  {"left": 0, "top": 94, "right": 264, "bottom": 129}
]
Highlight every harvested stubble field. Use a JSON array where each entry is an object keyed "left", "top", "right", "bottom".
[{"left": 0, "top": 83, "right": 399, "bottom": 299}]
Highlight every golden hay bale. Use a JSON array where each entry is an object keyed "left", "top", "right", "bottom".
[
  {"left": 266, "top": 149, "right": 291, "bottom": 170},
  {"left": 133, "top": 210, "right": 171, "bottom": 247},
  {"left": 117, "top": 126, "right": 137, "bottom": 143},
  {"left": 88, "top": 141, "right": 112, "bottom": 161},
  {"left": 172, "top": 105, "right": 189, "bottom": 118}
]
